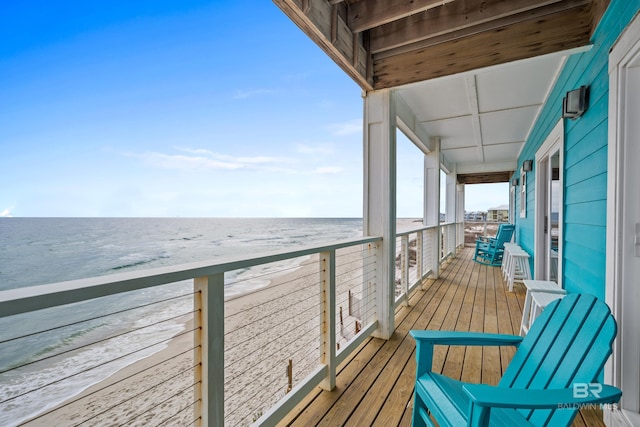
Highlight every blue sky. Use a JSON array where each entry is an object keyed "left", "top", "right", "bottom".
[{"left": 1, "top": 0, "right": 505, "bottom": 218}]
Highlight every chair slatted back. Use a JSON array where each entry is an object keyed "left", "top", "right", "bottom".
[
  {"left": 494, "top": 224, "right": 515, "bottom": 247},
  {"left": 499, "top": 293, "right": 616, "bottom": 426}
]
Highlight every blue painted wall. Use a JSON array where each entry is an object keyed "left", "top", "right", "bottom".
[{"left": 514, "top": 0, "right": 640, "bottom": 299}]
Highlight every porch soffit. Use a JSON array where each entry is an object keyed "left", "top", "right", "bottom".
[
  {"left": 274, "top": 0, "right": 610, "bottom": 182},
  {"left": 273, "top": 0, "right": 610, "bottom": 91},
  {"left": 396, "top": 50, "right": 572, "bottom": 178}
]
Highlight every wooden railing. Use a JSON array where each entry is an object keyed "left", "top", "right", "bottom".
[
  {"left": 0, "top": 237, "right": 380, "bottom": 427},
  {"left": 0, "top": 223, "right": 462, "bottom": 426},
  {"left": 393, "top": 222, "right": 463, "bottom": 310},
  {"left": 463, "top": 220, "right": 507, "bottom": 245}
]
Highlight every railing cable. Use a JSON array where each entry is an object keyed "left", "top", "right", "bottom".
[
  {"left": 0, "top": 291, "right": 195, "bottom": 345},
  {"left": 72, "top": 364, "right": 199, "bottom": 427},
  {"left": 0, "top": 309, "right": 196, "bottom": 375},
  {"left": 225, "top": 320, "right": 321, "bottom": 386},
  {"left": 155, "top": 398, "right": 198, "bottom": 427},
  {"left": 116, "top": 380, "right": 198, "bottom": 427},
  {"left": 224, "top": 272, "right": 319, "bottom": 324},
  {"left": 225, "top": 321, "right": 321, "bottom": 397},
  {"left": 22, "top": 345, "right": 197, "bottom": 424},
  {"left": 1, "top": 327, "right": 197, "bottom": 406},
  {"left": 225, "top": 288, "right": 320, "bottom": 346}
]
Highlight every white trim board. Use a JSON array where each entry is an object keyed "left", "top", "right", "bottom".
[{"left": 606, "top": 12, "right": 640, "bottom": 427}]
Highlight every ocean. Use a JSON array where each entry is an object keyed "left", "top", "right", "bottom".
[{"left": 0, "top": 217, "right": 363, "bottom": 426}]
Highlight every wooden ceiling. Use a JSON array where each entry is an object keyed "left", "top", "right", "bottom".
[
  {"left": 274, "top": 0, "right": 610, "bottom": 91},
  {"left": 457, "top": 171, "right": 514, "bottom": 185}
]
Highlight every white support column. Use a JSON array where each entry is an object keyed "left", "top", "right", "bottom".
[
  {"left": 445, "top": 171, "right": 456, "bottom": 223},
  {"left": 457, "top": 184, "right": 466, "bottom": 248},
  {"left": 445, "top": 168, "right": 457, "bottom": 256},
  {"left": 194, "top": 274, "right": 225, "bottom": 427},
  {"left": 424, "top": 137, "right": 441, "bottom": 277},
  {"left": 363, "top": 89, "right": 396, "bottom": 340}
]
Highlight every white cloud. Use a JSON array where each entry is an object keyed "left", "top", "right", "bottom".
[
  {"left": 176, "top": 147, "right": 292, "bottom": 164},
  {"left": 0, "top": 207, "right": 13, "bottom": 217},
  {"left": 233, "top": 88, "right": 277, "bottom": 99},
  {"left": 124, "top": 147, "right": 295, "bottom": 172},
  {"left": 142, "top": 152, "right": 243, "bottom": 170},
  {"left": 328, "top": 119, "right": 362, "bottom": 136}
]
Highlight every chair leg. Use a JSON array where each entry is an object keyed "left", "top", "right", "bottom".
[{"left": 412, "top": 392, "right": 431, "bottom": 427}]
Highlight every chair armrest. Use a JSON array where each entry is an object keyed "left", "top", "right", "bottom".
[
  {"left": 410, "top": 331, "right": 522, "bottom": 377},
  {"left": 410, "top": 330, "right": 523, "bottom": 347},
  {"left": 475, "top": 237, "right": 495, "bottom": 246},
  {"left": 463, "top": 383, "right": 622, "bottom": 409}
]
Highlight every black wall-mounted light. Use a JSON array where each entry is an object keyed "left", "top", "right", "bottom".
[
  {"left": 511, "top": 178, "right": 519, "bottom": 187},
  {"left": 562, "top": 85, "right": 589, "bottom": 119},
  {"left": 523, "top": 160, "right": 533, "bottom": 172}
]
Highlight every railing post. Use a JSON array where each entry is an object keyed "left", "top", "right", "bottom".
[
  {"left": 416, "top": 230, "right": 424, "bottom": 281},
  {"left": 448, "top": 224, "right": 456, "bottom": 258},
  {"left": 452, "top": 224, "right": 457, "bottom": 254},
  {"left": 401, "top": 235, "right": 409, "bottom": 306},
  {"left": 194, "top": 274, "right": 225, "bottom": 427},
  {"left": 362, "top": 241, "right": 378, "bottom": 324},
  {"left": 320, "top": 250, "right": 336, "bottom": 390},
  {"left": 430, "top": 227, "right": 440, "bottom": 278}
]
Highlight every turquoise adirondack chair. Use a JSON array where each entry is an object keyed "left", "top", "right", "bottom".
[
  {"left": 473, "top": 223, "right": 514, "bottom": 266},
  {"left": 410, "top": 293, "right": 621, "bottom": 426}
]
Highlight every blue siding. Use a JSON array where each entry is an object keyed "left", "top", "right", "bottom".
[
  {"left": 514, "top": 0, "right": 640, "bottom": 299},
  {"left": 564, "top": 146, "right": 607, "bottom": 186}
]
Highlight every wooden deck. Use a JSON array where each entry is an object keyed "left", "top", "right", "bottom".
[{"left": 278, "top": 246, "right": 604, "bottom": 427}]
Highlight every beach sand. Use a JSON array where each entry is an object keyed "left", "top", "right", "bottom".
[{"left": 24, "top": 247, "right": 372, "bottom": 426}]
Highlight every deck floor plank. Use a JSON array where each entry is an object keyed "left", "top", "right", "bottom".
[
  {"left": 279, "top": 246, "right": 605, "bottom": 427},
  {"left": 286, "top": 256, "right": 460, "bottom": 427},
  {"left": 333, "top": 253, "right": 469, "bottom": 426}
]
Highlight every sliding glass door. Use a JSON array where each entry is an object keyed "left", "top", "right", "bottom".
[{"left": 535, "top": 121, "right": 563, "bottom": 284}]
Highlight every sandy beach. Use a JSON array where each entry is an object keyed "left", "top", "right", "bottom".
[{"left": 22, "top": 247, "right": 372, "bottom": 427}]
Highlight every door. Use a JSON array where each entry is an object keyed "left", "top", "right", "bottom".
[
  {"left": 547, "top": 151, "right": 560, "bottom": 282},
  {"left": 535, "top": 121, "right": 563, "bottom": 285},
  {"left": 607, "top": 15, "right": 640, "bottom": 425},
  {"left": 620, "top": 57, "right": 640, "bottom": 420}
]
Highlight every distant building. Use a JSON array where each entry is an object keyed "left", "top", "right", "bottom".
[
  {"left": 464, "top": 211, "right": 486, "bottom": 221},
  {"left": 487, "top": 205, "right": 509, "bottom": 222}
]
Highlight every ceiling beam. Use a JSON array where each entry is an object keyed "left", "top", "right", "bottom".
[
  {"left": 274, "top": 0, "right": 373, "bottom": 90},
  {"left": 372, "top": 3, "right": 592, "bottom": 89},
  {"left": 458, "top": 171, "right": 513, "bottom": 184},
  {"left": 347, "top": 0, "right": 457, "bottom": 33},
  {"left": 464, "top": 75, "right": 484, "bottom": 163},
  {"left": 370, "top": 0, "right": 588, "bottom": 55}
]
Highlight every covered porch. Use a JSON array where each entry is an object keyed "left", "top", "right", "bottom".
[
  {"left": 278, "top": 246, "right": 604, "bottom": 427},
  {"left": 274, "top": 1, "right": 640, "bottom": 424},
  {"left": 272, "top": 0, "right": 613, "bottom": 346}
]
